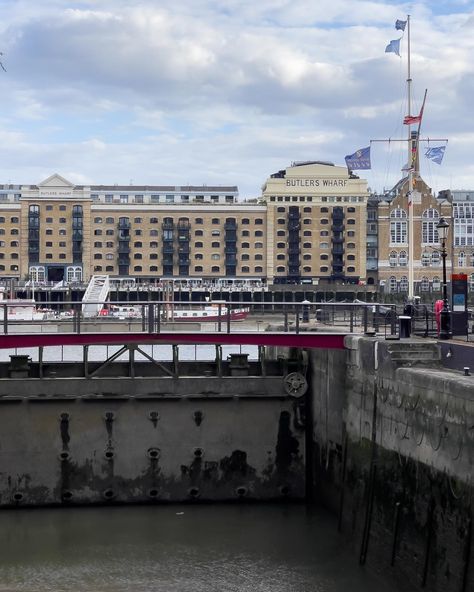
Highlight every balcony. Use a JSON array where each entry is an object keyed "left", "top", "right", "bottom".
[
  {"left": 28, "top": 245, "right": 39, "bottom": 253},
  {"left": 178, "top": 258, "right": 190, "bottom": 266},
  {"left": 162, "top": 245, "right": 174, "bottom": 254},
  {"left": 224, "top": 223, "right": 237, "bottom": 231},
  {"left": 331, "top": 224, "right": 344, "bottom": 233},
  {"left": 225, "top": 255, "right": 237, "bottom": 265},
  {"left": 224, "top": 232, "right": 237, "bottom": 241},
  {"left": 177, "top": 222, "right": 191, "bottom": 231},
  {"left": 288, "top": 245, "right": 300, "bottom": 255},
  {"left": 163, "top": 256, "right": 173, "bottom": 265},
  {"left": 332, "top": 236, "right": 343, "bottom": 244},
  {"left": 118, "top": 232, "right": 130, "bottom": 241},
  {"left": 118, "top": 220, "right": 131, "bottom": 229},
  {"left": 178, "top": 234, "right": 190, "bottom": 242},
  {"left": 332, "top": 247, "right": 345, "bottom": 255},
  {"left": 178, "top": 245, "right": 190, "bottom": 254},
  {"left": 162, "top": 222, "right": 174, "bottom": 230},
  {"left": 288, "top": 223, "right": 300, "bottom": 232},
  {"left": 224, "top": 246, "right": 237, "bottom": 254},
  {"left": 72, "top": 231, "right": 83, "bottom": 241},
  {"left": 118, "top": 258, "right": 130, "bottom": 266},
  {"left": 226, "top": 266, "right": 237, "bottom": 276},
  {"left": 118, "top": 245, "right": 130, "bottom": 254}
]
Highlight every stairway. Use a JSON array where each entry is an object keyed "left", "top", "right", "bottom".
[{"left": 82, "top": 275, "right": 110, "bottom": 318}]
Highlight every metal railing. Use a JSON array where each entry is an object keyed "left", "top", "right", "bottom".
[{"left": 0, "top": 300, "right": 400, "bottom": 338}]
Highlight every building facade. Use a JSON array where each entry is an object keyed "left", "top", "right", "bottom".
[
  {"left": 1, "top": 168, "right": 473, "bottom": 293},
  {"left": 261, "top": 161, "right": 369, "bottom": 285}
]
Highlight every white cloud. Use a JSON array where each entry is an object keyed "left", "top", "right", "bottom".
[{"left": 0, "top": 0, "right": 473, "bottom": 195}]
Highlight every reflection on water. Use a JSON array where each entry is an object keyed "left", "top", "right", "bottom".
[{"left": 0, "top": 504, "right": 400, "bottom": 592}]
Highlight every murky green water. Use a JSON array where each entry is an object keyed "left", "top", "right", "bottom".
[{"left": 0, "top": 504, "right": 400, "bottom": 592}]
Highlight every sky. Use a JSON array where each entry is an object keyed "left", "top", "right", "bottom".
[{"left": 0, "top": 0, "right": 473, "bottom": 198}]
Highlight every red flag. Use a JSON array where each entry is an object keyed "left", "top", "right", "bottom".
[{"left": 403, "top": 114, "right": 421, "bottom": 125}]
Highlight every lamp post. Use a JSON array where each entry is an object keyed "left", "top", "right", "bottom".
[{"left": 436, "top": 217, "right": 451, "bottom": 340}]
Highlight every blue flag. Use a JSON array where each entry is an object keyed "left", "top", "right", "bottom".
[
  {"left": 425, "top": 146, "right": 446, "bottom": 165},
  {"left": 385, "top": 38, "right": 401, "bottom": 56},
  {"left": 345, "top": 146, "right": 371, "bottom": 170},
  {"left": 395, "top": 19, "right": 407, "bottom": 31}
]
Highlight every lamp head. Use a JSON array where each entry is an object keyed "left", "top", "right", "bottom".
[{"left": 436, "top": 217, "right": 449, "bottom": 241}]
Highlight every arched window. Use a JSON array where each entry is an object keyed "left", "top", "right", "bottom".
[
  {"left": 399, "top": 250, "right": 408, "bottom": 266},
  {"left": 390, "top": 208, "right": 407, "bottom": 244},
  {"left": 254, "top": 242, "right": 263, "bottom": 248},
  {"left": 94, "top": 217, "right": 102, "bottom": 224},
  {"left": 211, "top": 266, "right": 220, "bottom": 272},
  {"left": 421, "top": 251, "right": 431, "bottom": 266},
  {"left": 195, "top": 242, "right": 203, "bottom": 248},
  {"left": 241, "top": 266, "right": 249, "bottom": 272},
  {"left": 431, "top": 251, "right": 440, "bottom": 266},
  {"left": 194, "top": 266, "right": 203, "bottom": 272},
  {"left": 320, "top": 266, "right": 328, "bottom": 272},
  {"left": 422, "top": 208, "right": 440, "bottom": 244},
  {"left": 134, "top": 266, "right": 142, "bottom": 272},
  {"left": 241, "top": 242, "right": 250, "bottom": 248},
  {"left": 458, "top": 252, "right": 466, "bottom": 267},
  {"left": 66, "top": 266, "right": 82, "bottom": 282},
  {"left": 211, "top": 241, "right": 220, "bottom": 248},
  {"left": 276, "top": 266, "right": 285, "bottom": 272},
  {"left": 347, "top": 266, "right": 355, "bottom": 272},
  {"left": 389, "top": 276, "right": 397, "bottom": 293},
  {"left": 400, "top": 276, "right": 408, "bottom": 292},
  {"left": 277, "top": 230, "right": 285, "bottom": 236},
  {"left": 347, "top": 255, "right": 356, "bottom": 261},
  {"left": 421, "top": 277, "right": 430, "bottom": 291},
  {"left": 255, "top": 266, "right": 263, "bottom": 272},
  {"left": 303, "top": 266, "right": 311, "bottom": 272},
  {"left": 29, "top": 266, "right": 46, "bottom": 282},
  {"left": 432, "top": 276, "right": 441, "bottom": 291},
  {"left": 242, "top": 218, "right": 250, "bottom": 225},
  {"left": 319, "top": 242, "right": 329, "bottom": 249},
  {"left": 303, "top": 254, "right": 311, "bottom": 260},
  {"left": 303, "top": 242, "right": 312, "bottom": 248},
  {"left": 389, "top": 251, "right": 398, "bottom": 267}
]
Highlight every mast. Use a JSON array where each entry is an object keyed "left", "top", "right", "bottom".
[{"left": 407, "top": 15, "right": 415, "bottom": 300}]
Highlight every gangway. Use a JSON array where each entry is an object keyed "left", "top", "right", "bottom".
[{"left": 81, "top": 275, "right": 110, "bottom": 318}]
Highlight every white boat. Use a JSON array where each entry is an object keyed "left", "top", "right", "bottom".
[
  {"left": 172, "top": 301, "right": 249, "bottom": 322},
  {"left": 0, "top": 294, "right": 46, "bottom": 321}
]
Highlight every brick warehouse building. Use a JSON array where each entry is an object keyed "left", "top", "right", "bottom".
[{"left": 0, "top": 165, "right": 473, "bottom": 293}]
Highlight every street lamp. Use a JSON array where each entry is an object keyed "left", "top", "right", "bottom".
[{"left": 436, "top": 217, "right": 451, "bottom": 340}]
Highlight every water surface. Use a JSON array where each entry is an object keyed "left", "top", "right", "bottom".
[{"left": 0, "top": 504, "right": 401, "bottom": 592}]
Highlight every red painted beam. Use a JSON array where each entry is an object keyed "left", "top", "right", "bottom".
[{"left": 0, "top": 332, "right": 346, "bottom": 350}]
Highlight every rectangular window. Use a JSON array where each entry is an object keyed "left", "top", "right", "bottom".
[{"left": 120, "top": 194, "right": 129, "bottom": 203}]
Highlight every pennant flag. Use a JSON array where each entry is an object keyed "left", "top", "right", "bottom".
[
  {"left": 345, "top": 146, "right": 371, "bottom": 170},
  {"left": 395, "top": 19, "right": 407, "bottom": 31},
  {"left": 425, "top": 146, "right": 446, "bottom": 165},
  {"left": 385, "top": 38, "right": 401, "bottom": 56}
]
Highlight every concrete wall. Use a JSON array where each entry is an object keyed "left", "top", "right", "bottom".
[
  {"left": 0, "top": 373, "right": 305, "bottom": 506},
  {"left": 309, "top": 337, "right": 474, "bottom": 592}
]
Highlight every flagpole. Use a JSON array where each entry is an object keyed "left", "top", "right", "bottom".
[{"left": 406, "top": 15, "right": 416, "bottom": 300}]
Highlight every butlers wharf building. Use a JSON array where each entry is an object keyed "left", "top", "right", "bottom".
[{"left": 0, "top": 162, "right": 472, "bottom": 298}]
